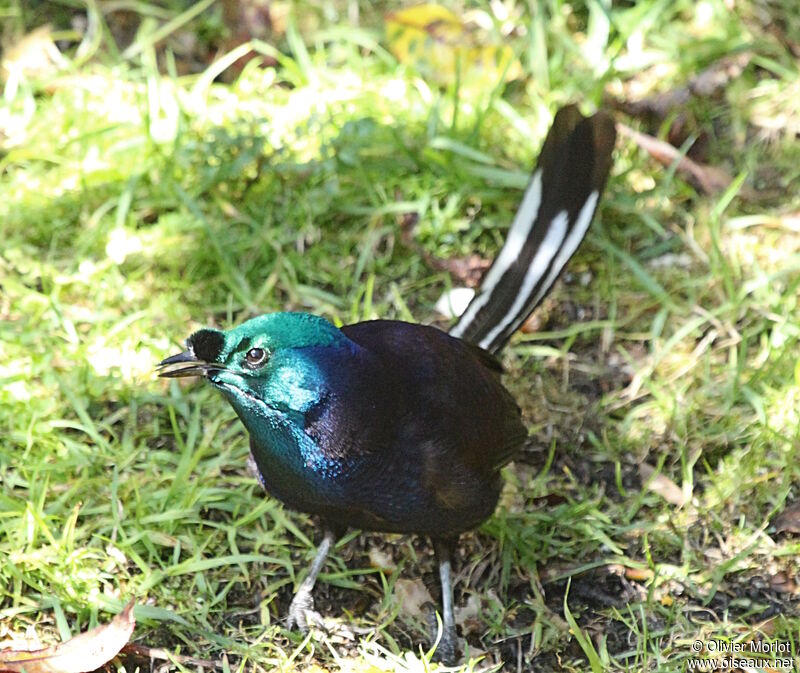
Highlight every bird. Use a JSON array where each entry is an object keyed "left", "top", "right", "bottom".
[{"left": 159, "top": 105, "right": 616, "bottom": 663}]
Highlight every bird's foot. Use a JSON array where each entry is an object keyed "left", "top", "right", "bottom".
[
  {"left": 432, "top": 635, "right": 457, "bottom": 665},
  {"left": 286, "top": 587, "right": 323, "bottom": 633},
  {"left": 432, "top": 627, "right": 458, "bottom": 665},
  {"left": 426, "top": 608, "right": 459, "bottom": 664}
]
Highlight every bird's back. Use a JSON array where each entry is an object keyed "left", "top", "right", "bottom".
[{"left": 341, "top": 320, "right": 527, "bottom": 475}]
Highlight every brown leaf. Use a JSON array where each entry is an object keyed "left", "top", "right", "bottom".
[
  {"left": 751, "top": 616, "right": 778, "bottom": 638},
  {"left": 367, "top": 546, "right": 397, "bottom": 573},
  {"left": 608, "top": 53, "right": 750, "bottom": 160},
  {"left": 774, "top": 501, "right": 800, "bottom": 534},
  {"left": 530, "top": 493, "right": 568, "bottom": 508},
  {"left": 617, "top": 123, "right": 754, "bottom": 198},
  {"left": 435, "top": 254, "right": 491, "bottom": 287},
  {"left": 769, "top": 571, "right": 798, "bottom": 594},
  {"left": 394, "top": 578, "right": 434, "bottom": 618},
  {"left": 0, "top": 601, "right": 135, "bottom": 673},
  {"left": 639, "top": 463, "right": 688, "bottom": 506}
]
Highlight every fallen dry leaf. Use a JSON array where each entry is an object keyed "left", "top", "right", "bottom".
[
  {"left": 0, "top": 601, "right": 135, "bottom": 673},
  {"left": 367, "top": 546, "right": 397, "bottom": 573},
  {"left": 436, "top": 254, "right": 492, "bottom": 287},
  {"left": 617, "top": 123, "right": 754, "bottom": 198},
  {"left": 607, "top": 53, "right": 752, "bottom": 161},
  {"left": 385, "top": 4, "right": 521, "bottom": 87},
  {"left": 394, "top": 578, "right": 434, "bottom": 619},
  {"left": 639, "top": 463, "right": 688, "bottom": 507},
  {"left": 773, "top": 501, "right": 800, "bottom": 534},
  {"left": 750, "top": 616, "right": 778, "bottom": 638},
  {"left": 769, "top": 571, "right": 799, "bottom": 594}
]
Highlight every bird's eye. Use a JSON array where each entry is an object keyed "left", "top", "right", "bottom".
[{"left": 244, "top": 347, "right": 268, "bottom": 369}]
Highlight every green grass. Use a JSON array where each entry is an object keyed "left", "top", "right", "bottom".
[{"left": 1, "top": 0, "right": 799, "bottom": 671}]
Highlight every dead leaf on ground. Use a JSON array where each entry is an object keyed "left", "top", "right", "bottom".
[
  {"left": 0, "top": 601, "right": 135, "bottom": 673},
  {"left": 617, "top": 123, "right": 755, "bottom": 199},
  {"left": 639, "top": 463, "right": 688, "bottom": 507},
  {"left": 773, "top": 501, "right": 800, "bottom": 534},
  {"left": 607, "top": 53, "right": 752, "bottom": 161},
  {"left": 385, "top": 4, "right": 521, "bottom": 87},
  {"left": 769, "top": 571, "right": 799, "bottom": 594},
  {"left": 394, "top": 578, "right": 434, "bottom": 619},
  {"left": 436, "top": 254, "right": 492, "bottom": 287},
  {"left": 750, "top": 616, "right": 778, "bottom": 638},
  {"left": 367, "top": 546, "right": 397, "bottom": 573}
]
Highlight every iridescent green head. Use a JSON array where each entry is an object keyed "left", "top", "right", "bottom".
[{"left": 159, "top": 312, "right": 353, "bottom": 417}]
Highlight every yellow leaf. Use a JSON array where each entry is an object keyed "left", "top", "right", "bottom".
[
  {"left": 388, "top": 4, "right": 462, "bottom": 35},
  {"left": 385, "top": 4, "right": 520, "bottom": 86}
]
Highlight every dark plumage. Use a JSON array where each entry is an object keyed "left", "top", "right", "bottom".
[{"left": 159, "top": 105, "right": 616, "bottom": 663}]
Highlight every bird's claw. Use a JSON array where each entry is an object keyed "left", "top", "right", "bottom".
[
  {"left": 286, "top": 587, "right": 321, "bottom": 633},
  {"left": 426, "top": 606, "right": 458, "bottom": 664},
  {"left": 431, "top": 628, "right": 458, "bottom": 665},
  {"left": 434, "top": 636, "right": 457, "bottom": 665}
]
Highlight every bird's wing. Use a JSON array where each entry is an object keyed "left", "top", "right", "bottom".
[{"left": 340, "top": 320, "right": 527, "bottom": 473}]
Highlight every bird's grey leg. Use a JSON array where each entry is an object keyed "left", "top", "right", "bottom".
[
  {"left": 287, "top": 528, "right": 336, "bottom": 632},
  {"left": 431, "top": 537, "right": 459, "bottom": 664}
]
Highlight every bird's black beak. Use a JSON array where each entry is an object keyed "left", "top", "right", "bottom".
[
  {"left": 159, "top": 329, "right": 227, "bottom": 378},
  {"left": 158, "top": 350, "right": 209, "bottom": 378}
]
